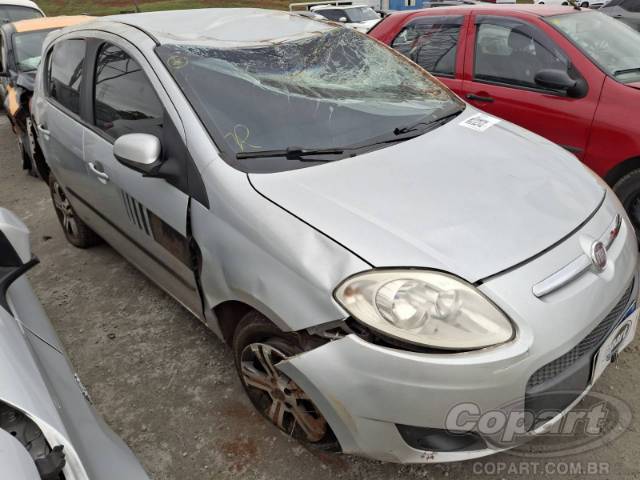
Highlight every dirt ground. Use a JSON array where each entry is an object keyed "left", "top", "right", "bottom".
[{"left": 1, "top": 114, "right": 639, "bottom": 479}]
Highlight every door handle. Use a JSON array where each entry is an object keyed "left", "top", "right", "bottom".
[
  {"left": 88, "top": 162, "right": 109, "bottom": 182},
  {"left": 37, "top": 123, "right": 50, "bottom": 135},
  {"left": 466, "top": 93, "right": 495, "bottom": 103}
]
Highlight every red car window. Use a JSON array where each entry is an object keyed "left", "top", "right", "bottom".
[
  {"left": 391, "top": 16, "right": 464, "bottom": 77},
  {"left": 473, "top": 16, "right": 577, "bottom": 93}
]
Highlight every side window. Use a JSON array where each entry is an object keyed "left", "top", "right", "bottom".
[
  {"left": 93, "top": 43, "right": 163, "bottom": 141},
  {"left": 47, "top": 39, "right": 86, "bottom": 115},
  {"left": 392, "top": 17, "right": 463, "bottom": 76},
  {"left": 474, "top": 20, "right": 569, "bottom": 90},
  {"left": 621, "top": 0, "right": 640, "bottom": 12}
]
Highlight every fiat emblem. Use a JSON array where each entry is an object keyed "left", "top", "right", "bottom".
[{"left": 591, "top": 241, "right": 607, "bottom": 271}]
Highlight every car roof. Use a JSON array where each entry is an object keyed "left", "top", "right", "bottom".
[
  {"left": 12, "top": 15, "right": 93, "bottom": 32},
  {"left": 387, "top": 3, "right": 582, "bottom": 19},
  {"left": 91, "top": 8, "right": 336, "bottom": 47},
  {"left": 0, "top": 0, "right": 41, "bottom": 9}
]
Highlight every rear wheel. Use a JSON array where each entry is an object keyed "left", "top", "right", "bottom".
[
  {"left": 49, "top": 174, "right": 102, "bottom": 248},
  {"left": 613, "top": 169, "right": 640, "bottom": 244},
  {"left": 233, "top": 311, "right": 334, "bottom": 446}
]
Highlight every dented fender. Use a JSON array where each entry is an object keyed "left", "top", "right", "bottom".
[{"left": 190, "top": 157, "right": 371, "bottom": 333}]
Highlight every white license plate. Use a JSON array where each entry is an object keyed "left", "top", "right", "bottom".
[{"left": 591, "top": 305, "right": 638, "bottom": 385}]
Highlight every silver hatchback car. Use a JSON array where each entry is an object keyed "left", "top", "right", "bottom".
[{"left": 32, "top": 9, "right": 638, "bottom": 463}]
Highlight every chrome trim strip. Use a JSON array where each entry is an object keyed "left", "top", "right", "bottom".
[{"left": 533, "top": 214, "right": 622, "bottom": 298}]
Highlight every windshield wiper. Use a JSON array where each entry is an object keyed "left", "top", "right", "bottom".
[
  {"left": 236, "top": 108, "right": 465, "bottom": 161},
  {"left": 393, "top": 109, "right": 465, "bottom": 136},
  {"left": 237, "top": 146, "right": 344, "bottom": 161},
  {"left": 614, "top": 67, "right": 640, "bottom": 76}
]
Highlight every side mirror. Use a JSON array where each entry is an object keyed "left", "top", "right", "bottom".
[
  {"left": 534, "top": 69, "right": 587, "bottom": 98},
  {"left": 0, "top": 71, "right": 10, "bottom": 78},
  {"left": 534, "top": 69, "right": 576, "bottom": 91},
  {"left": 338, "top": 16, "right": 348, "bottom": 22},
  {"left": 113, "top": 133, "right": 161, "bottom": 174},
  {"left": 0, "top": 208, "right": 31, "bottom": 266}
]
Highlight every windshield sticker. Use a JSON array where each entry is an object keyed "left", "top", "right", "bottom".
[
  {"left": 459, "top": 113, "right": 500, "bottom": 132},
  {"left": 167, "top": 55, "right": 188, "bottom": 70}
]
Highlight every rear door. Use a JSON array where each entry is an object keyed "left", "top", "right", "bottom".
[
  {"left": 36, "top": 38, "right": 87, "bottom": 191},
  {"left": 388, "top": 14, "right": 467, "bottom": 94},
  {"left": 80, "top": 36, "right": 202, "bottom": 318},
  {"left": 462, "top": 14, "right": 603, "bottom": 158}
]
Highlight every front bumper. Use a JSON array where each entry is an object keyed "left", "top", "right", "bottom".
[{"left": 278, "top": 195, "right": 638, "bottom": 463}]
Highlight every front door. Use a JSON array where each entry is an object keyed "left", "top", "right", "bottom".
[
  {"left": 80, "top": 39, "right": 202, "bottom": 318},
  {"left": 462, "top": 14, "right": 603, "bottom": 159}
]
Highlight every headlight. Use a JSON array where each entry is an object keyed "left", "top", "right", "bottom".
[{"left": 334, "top": 270, "right": 514, "bottom": 350}]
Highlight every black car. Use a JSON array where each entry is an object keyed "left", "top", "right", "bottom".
[{"left": 601, "top": 0, "right": 640, "bottom": 31}]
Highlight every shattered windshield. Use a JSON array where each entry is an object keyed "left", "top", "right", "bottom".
[
  {"left": 157, "top": 27, "right": 462, "bottom": 173},
  {"left": 13, "top": 29, "right": 52, "bottom": 72}
]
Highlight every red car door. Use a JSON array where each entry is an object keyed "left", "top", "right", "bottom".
[
  {"left": 386, "top": 13, "right": 470, "bottom": 96},
  {"left": 461, "top": 13, "right": 605, "bottom": 159}
]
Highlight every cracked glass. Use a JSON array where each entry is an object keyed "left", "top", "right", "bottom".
[{"left": 157, "top": 27, "right": 463, "bottom": 172}]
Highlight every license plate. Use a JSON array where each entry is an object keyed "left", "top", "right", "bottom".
[{"left": 591, "top": 304, "right": 638, "bottom": 385}]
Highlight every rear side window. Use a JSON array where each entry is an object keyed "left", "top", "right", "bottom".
[
  {"left": 47, "top": 39, "right": 86, "bottom": 115},
  {"left": 391, "top": 17, "right": 463, "bottom": 76},
  {"left": 93, "top": 43, "right": 163, "bottom": 141},
  {"left": 0, "top": 6, "right": 42, "bottom": 24}
]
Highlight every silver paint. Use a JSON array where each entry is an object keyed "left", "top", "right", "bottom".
[
  {"left": 0, "top": 209, "right": 150, "bottom": 479},
  {"left": 30, "top": 10, "right": 639, "bottom": 463}
]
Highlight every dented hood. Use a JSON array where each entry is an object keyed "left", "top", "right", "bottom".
[{"left": 250, "top": 111, "right": 605, "bottom": 282}]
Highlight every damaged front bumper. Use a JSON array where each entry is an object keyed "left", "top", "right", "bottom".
[{"left": 277, "top": 198, "right": 639, "bottom": 463}]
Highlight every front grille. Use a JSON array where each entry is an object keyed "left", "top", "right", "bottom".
[{"left": 527, "top": 279, "right": 635, "bottom": 389}]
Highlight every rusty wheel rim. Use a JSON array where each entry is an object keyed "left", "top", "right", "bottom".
[{"left": 240, "top": 342, "right": 327, "bottom": 442}]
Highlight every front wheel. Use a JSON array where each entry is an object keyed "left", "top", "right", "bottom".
[
  {"left": 233, "top": 311, "right": 335, "bottom": 446},
  {"left": 49, "top": 174, "right": 102, "bottom": 248},
  {"left": 613, "top": 169, "right": 640, "bottom": 244}
]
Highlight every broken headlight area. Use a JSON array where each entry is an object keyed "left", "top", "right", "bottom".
[
  {"left": 334, "top": 270, "right": 516, "bottom": 352},
  {"left": 0, "top": 400, "right": 66, "bottom": 479}
]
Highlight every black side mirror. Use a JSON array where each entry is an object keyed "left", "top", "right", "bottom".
[{"left": 534, "top": 69, "right": 587, "bottom": 98}]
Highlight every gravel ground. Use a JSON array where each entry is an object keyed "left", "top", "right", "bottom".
[{"left": 1, "top": 115, "right": 639, "bottom": 480}]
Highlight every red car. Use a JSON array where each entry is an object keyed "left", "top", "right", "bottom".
[{"left": 370, "top": 5, "right": 640, "bottom": 236}]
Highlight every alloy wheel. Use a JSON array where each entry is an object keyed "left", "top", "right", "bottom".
[
  {"left": 51, "top": 181, "right": 79, "bottom": 238},
  {"left": 240, "top": 342, "right": 327, "bottom": 442}
]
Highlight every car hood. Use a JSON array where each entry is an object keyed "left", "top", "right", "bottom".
[{"left": 250, "top": 109, "right": 605, "bottom": 282}]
